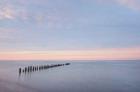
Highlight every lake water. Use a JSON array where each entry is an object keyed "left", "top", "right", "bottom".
[{"left": 0, "top": 60, "right": 140, "bottom": 92}]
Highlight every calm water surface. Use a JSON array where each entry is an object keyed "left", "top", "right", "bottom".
[{"left": 0, "top": 60, "right": 140, "bottom": 92}]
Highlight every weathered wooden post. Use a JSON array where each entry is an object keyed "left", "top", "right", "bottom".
[{"left": 19, "top": 68, "right": 21, "bottom": 74}]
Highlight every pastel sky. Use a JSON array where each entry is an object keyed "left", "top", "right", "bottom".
[{"left": 0, "top": 0, "right": 140, "bottom": 60}]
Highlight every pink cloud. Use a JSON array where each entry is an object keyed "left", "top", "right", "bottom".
[
  {"left": 97, "top": 0, "right": 140, "bottom": 11},
  {"left": 0, "top": 1, "right": 47, "bottom": 23},
  {"left": 0, "top": 6, "right": 16, "bottom": 20},
  {"left": 116, "top": 0, "right": 140, "bottom": 11}
]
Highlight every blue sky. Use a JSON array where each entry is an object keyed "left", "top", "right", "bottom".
[{"left": 0, "top": 0, "right": 140, "bottom": 60}]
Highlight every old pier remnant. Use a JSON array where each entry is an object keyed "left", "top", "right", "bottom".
[{"left": 18, "top": 63, "right": 70, "bottom": 74}]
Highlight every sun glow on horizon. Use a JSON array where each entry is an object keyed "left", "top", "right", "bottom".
[{"left": 0, "top": 47, "right": 140, "bottom": 60}]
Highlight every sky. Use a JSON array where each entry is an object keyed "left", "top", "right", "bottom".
[{"left": 0, "top": 0, "right": 140, "bottom": 60}]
